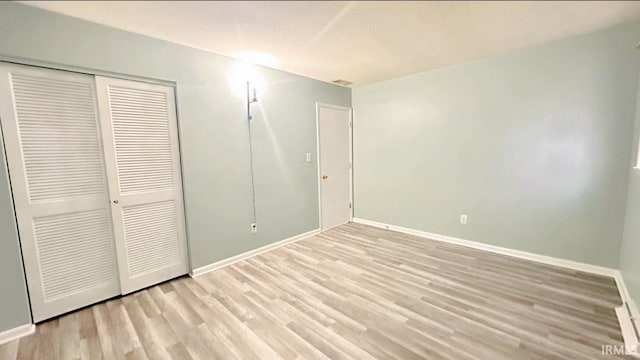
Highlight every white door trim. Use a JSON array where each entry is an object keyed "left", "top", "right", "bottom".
[
  {"left": 315, "top": 102, "right": 353, "bottom": 231},
  {"left": 0, "top": 58, "right": 176, "bottom": 88}
]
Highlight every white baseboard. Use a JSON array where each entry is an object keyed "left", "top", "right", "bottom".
[
  {"left": 616, "top": 272, "right": 640, "bottom": 340},
  {"left": 0, "top": 323, "right": 34, "bottom": 345},
  {"left": 352, "top": 218, "right": 618, "bottom": 277},
  {"left": 616, "top": 306, "right": 640, "bottom": 358},
  {"left": 632, "top": 299, "right": 640, "bottom": 336},
  {"left": 190, "top": 228, "right": 321, "bottom": 277}
]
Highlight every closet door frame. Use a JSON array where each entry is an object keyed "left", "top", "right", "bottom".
[{"left": 95, "top": 76, "right": 189, "bottom": 294}]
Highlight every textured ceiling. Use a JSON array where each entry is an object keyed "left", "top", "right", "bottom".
[{"left": 20, "top": 1, "right": 640, "bottom": 86}]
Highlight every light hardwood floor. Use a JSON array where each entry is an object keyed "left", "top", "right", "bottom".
[{"left": 0, "top": 223, "right": 630, "bottom": 359}]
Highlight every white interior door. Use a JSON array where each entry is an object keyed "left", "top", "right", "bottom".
[
  {"left": 318, "top": 103, "right": 352, "bottom": 231},
  {"left": 95, "top": 76, "right": 188, "bottom": 294},
  {"left": 0, "top": 63, "right": 120, "bottom": 322}
]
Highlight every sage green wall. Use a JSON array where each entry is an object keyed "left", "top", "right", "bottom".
[
  {"left": 0, "top": 130, "right": 31, "bottom": 331},
  {"left": 0, "top": 2, "right": 350, "bottom": 331},
  {"left": 353, "top": 22, "right": 640, "bottom": 268},
  {"left": 620, "top": 77, "right": 640, "bottom": 307}
]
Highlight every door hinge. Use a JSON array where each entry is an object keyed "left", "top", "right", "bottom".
[{"left": 349, "top": 202, "right": 352, "bottom": 209}]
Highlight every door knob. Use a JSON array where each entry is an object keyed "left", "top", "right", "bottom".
[
  {"left": 322, "top": 175, "right": 328, "bottom": 180},
  {"left": 113, "top": 200, "right": 119, "bottom": 204}
]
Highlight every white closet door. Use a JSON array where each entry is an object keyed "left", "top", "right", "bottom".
[
  {"left": 0, "top": 64, "right": 120, "bottom": 322},
  {"left": 95, "top": 76, "right": 188, "bottom": 294}
]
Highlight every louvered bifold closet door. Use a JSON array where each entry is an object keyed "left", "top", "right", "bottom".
[
  {"left": 95, "top": 76, "right": 188, "bottom": 294},
  {"left": 0, "top": 64, "right": 120, "bottom": 322}
]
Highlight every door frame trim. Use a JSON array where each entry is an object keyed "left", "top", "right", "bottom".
[
  {"left": 0, "top": 57, "right": 176, "bottom": 87},
  {"left": 315, "top": 102, "right": 353, "bottom": 231}
]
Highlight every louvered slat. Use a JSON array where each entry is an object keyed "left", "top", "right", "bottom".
[
  {"left": 122, "top": 201, "right": 181, "bottom": 277},
  {"left": 108, "top": 85, "right": 174, "bottom": 194},
  {"left": 11, "top": 74, "right": 106, "bottom": 202},
  {"left": 34, "top": 209, "right": 117, "bottom": 300}
]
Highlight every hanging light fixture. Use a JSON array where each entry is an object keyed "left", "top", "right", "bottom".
[
  {"left": 246, "top": 81, "right": 258, "bottom": 121},
  {"left": 245, "top": 80, "right": 259, "bottom": 233}
]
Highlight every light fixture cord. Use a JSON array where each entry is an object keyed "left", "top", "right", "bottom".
[{"left": 246, "top": 81, "right": 258, "bottom": 225}]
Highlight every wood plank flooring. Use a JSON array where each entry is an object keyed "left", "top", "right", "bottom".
[{"left": 0, "top": 223, "right": 630, "bottom": 359}]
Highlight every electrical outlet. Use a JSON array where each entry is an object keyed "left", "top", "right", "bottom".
[
  {"left": 460, "top": 215, "right": 468, "bottom": 225},
  {"left": 306, "top": 153, "right": 312, "bottom": 162},
  {"left": 250, "top": 223, "right": 258, "bottom": 234}
]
